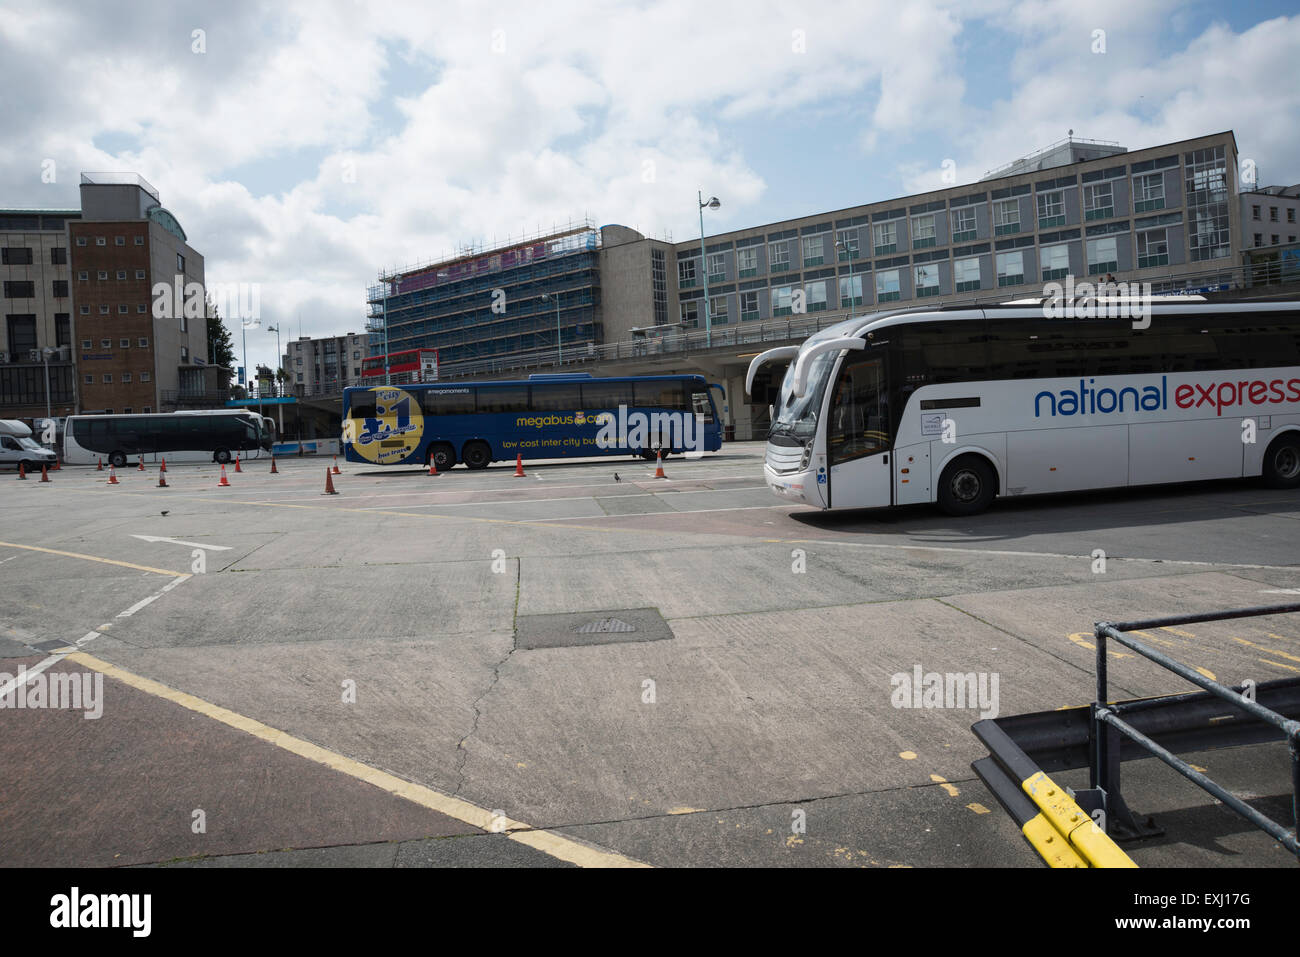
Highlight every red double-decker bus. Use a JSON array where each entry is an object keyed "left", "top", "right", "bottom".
[{"left": 360, "top": 348, "right": 439, "bottom": 384}]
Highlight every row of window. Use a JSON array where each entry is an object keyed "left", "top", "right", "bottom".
[
  {"left": 79, "top": 303, "right": 151, "bottom": 315},
  {"left": 679, "top": 179, "right": 1174, "bottom": 288},
  {"left": 1, "top": 247, "right": 68, "bottom": 265},
  {"left": 1253, "top": 234, "right": 1298, "bottom": 247},
  {"left": 75, "top": 236, "right": 144, "bottom": 247},
  {"left": 5, "top": 314, "right": 71, "bottom": 355},
  {"left": 78, "top": 269, "right": 148, "bottom": 281},
  {"left": 81, "top": 338, "right": 150, "bottom": 349},
  {"left": 84, "top": 372, "right": 151, "bottom": 384},
  {"left": 1250, "top": 205, "right": 1297, "bottom": 223}
]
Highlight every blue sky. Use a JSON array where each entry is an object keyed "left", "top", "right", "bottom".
[{"left": 2, "top": 0, "right": 1298, "bottom": 374}]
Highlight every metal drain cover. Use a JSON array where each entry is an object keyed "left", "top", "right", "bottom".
[{"left": 515, "top": 607, "right": 672, "bottom": 650}]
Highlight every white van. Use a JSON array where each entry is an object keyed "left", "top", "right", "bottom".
[{"left": 0, "top": 420, "right": 58, "bottom": 472}]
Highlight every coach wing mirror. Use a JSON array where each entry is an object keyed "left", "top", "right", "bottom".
[
  {"left": 791, "top": 337, "right": 866, "bottom": 398},
  {"left": 745, "top": 346, "right": 800, "bottom": 397}
]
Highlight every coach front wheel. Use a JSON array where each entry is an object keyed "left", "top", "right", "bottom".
[
  {"left": 430, "top": 443, "right": 455, "bottom": 472},
  {"left": 1262, "top": 433, "right": 1300, "bottom": 489},
  {"left": 937, "top": 456, "right": 996, "bottom": 516}
]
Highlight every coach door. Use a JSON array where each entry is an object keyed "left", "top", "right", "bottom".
[{"left": 826, "top": 353, "right": 893, "bottom": 509}]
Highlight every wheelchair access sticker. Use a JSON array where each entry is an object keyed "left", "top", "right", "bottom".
[{"left": 348, "top": 388, "right": 424, "bottom": 464}]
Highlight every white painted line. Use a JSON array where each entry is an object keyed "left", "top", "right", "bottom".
[
  {"left": 162, "top": 574, "right": 192, "bottom": 592},
  {"left": 131, "top": 534, "right": 232, "bottom": 551},
  {"left": 0, "top": 556, "right": 14, "bottom": 565},
  {"left": 116, "top": 594, "right": 162, "bottom": 618},
  {"left": 1259, "top": 588, "right": 1300, "bottom": 595},
  {"left": 0, "top": 631, "right": 100, "bottom": 699},
  {"left": 354, "top": 486, "right": 771, "bottom": 512}
]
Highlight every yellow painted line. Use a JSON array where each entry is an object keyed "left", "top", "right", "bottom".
[
  {"left": 1258, "top": 657, "right": 1300, "bottom": 674},
  {"left": 1160, "top": 627, "right": 1197, "bottom": 639},
  {"left": 0, "top": 541, "right": 185, "bottom": 577},
  {"left": 64, "top": 652, "right": 650, "bottom": 868},
  {"left": 1067, "top": 632, "right": 1133, "bottom": 659},
  {"left": 929, "top": 774, "right": 959, "bottom": 797},
  {"left": 1233, "top": 636, "right": 1300, "bottom": 664},
  {"left": 967, "top": 803, "right": 990, "bottom": 815},
  {"left": 1195, "top": 666, "right": 1217, "bottom": 682}
]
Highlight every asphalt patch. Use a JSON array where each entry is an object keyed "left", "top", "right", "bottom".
[{"left": 514, "top": 606, "right": 673, "bottom": 651}]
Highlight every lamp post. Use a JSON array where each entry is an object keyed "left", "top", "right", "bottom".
[
  {"left": 266, "top": 324, "right": 281, "bottom": 396},
  {"left": 541, "top": 292, "right": 562, "bottom": 365},
  {"left": 241, "top": 319, "right": 259, "bottom": 396},
  {"left": 697, "top": 192, "right": 721, "bottom": 348},
  {"left": 40, "top": 346, "right": 55, "bottom": 424},
  {"left": 836, "top": 238, "right": 855, "bottom": 315}
]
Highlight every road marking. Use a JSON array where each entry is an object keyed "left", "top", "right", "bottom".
[
  {"left": 930, "top": 774, "right": 960, "bottom": 797},
  {"left": 0, "top": 541, "right": 187, "bottom": 577},
  {"left": 1259, "top": 657, "right": 1300, "bottom": 673},
  {"left": 62, "top": 652, "right": 649, "bottom": 869},
  {"left": 131, "top": 534, "right": 232, "bottom": 551},
  {"left": 0, "top": 630, "right": 101, "bottom": 699},
  {"left": 1259, "top": 588, "right": 1300, "bottom": 595},
  {"left": 354, "top": 486, "right": 771, "bottom": 512},
  {"left": 117, "top": 594, "right": 161, "bottom": 618},
  {"left": 1233, "top": 636, "right": 1300, "bottom": 663}
]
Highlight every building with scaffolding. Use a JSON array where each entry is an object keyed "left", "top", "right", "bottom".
[{"left": 366, "top": 221, "right": 604, "bottom": 369}]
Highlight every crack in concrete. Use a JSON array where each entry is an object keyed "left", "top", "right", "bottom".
[{"left": 453, "top": 555, "right": 521, "bottom": 796}]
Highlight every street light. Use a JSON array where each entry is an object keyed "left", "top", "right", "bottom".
[
  {"left": 40, "top": 346, "right": 56, "bottom": 424},
  {"left": 541, "top": 292, "right": 562, "bottom": 365},
  {"left": 266, "top": 324, "right": 281, "bottom": 396},
  {"left": 836, "top": 238, "right": 855, "bottom": 315},
  {"left": 698, "top": 192, "right": 721, "bottom": 348}
]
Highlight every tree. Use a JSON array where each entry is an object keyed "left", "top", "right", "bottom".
[{"left": 206, "top": 295, "right": 236, "bottom": 368}]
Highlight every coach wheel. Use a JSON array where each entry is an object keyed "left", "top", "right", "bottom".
[
  {"left": 462, "top": 441, "right": 491, "bottom": 470},
  {"left": 20, "top": 459, "right": 34, "bottom": 474},
  {"left": 430, "top": 444, "right": 455, "bottom": 471},
  {"left": 937, "top": 456, "right": 996, "bottom": 516},
  {"left": 214, "top": 448, "right": 232, "bottom": 464},
  {"left": 1262, "top": 434, "right": 1300, "bottom": 489},
  {"left": 109, "top": 450, "right": 127, "bottom": 469}
]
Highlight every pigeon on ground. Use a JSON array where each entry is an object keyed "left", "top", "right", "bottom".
[
  {"left": 613, "top": 473, "right": 620, "bottom": 482},
  {"left": 160, "top": 510, "right": 169, "bottom": 516}
]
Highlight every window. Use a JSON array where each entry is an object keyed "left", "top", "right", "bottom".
[
  {"left": 1137, "top": 229, "right": 1168, "bottom": 268},
  {"left": 677, "top": 258, "right": 697, "bottom": 288},
  {"left": 996, "top": 251, "right": 1024, "bottom": 286},
  {"left": 1134, "top": 172, "right": 1165, "bottom": 212},
  {"left": 5, "top": 315, "right": 36, "bottom": 357},
  {"left": 115, "top": 236, "right": 125, "bottom": 246},
  {"left": 135, "top": 269, "right": 145, "bottom": 279},
  {"left": 911, "top": 214, "right": 936, "bottom": 249},
  {"left": 103, "top": 374, "right": 112, "bottom": 383},
  {"left": 52, "top": 280, "right": 69, "bottom": 297},
  {"left": 529, "top": 383, "right": 581, "bottom": 411},
  {"left": 418, "top": 389, "right": 475, "bottom": 415},
  {"left": 1273, "top": 234, "right": 1280, "bottom": 245},
  {"left": 1083, "top": 182, "right": 1113, "bottom": 220},
  {"left": 78, "top": 271, "right": 88, "bottom": 281},
  {"left": 710, "top": 295, "right": 728, "bottom": 324},
  {"left": 1289, "top": 209, "right": 1297, "bottom": 224},
  {"left": 875, "top": 270, "right": 901, "bottom": 302},
  {"left": 3, "top": 281, "right": 35, "bottom": 298},
  {"left": 1087, "top": 236, "right": 1118, "bottom": 275},
  {"left": 140, "top": 371, "right": 150, "bottom": 382},
  {"left": 297, "top": 373, "right": 303, "bottom": 382},
  {"left": 180, "top": 346, "right": 189, "bottom": 362},
  {"left": 121, "top": 373, "right": 131, "bottom": 383},
  {"left": 135, "top": 236, "right": 144, "bottom": 246},
  {"left": 1, "top": 247, "right": 33, "bottom": 265},
  {"left": 76, "top": 237, "right": 87, "bottom": 246},
  {"left": 101, "top": 338, "right": 112, "bottom": 348},
  {"left": 475, "top": 385, "right": 529, "bottom": 413},
  {"left": 768, "top": 240, "right": 791, "bottom": 272},
  {"left": 99, "top": 305, "right": 109, "bottom": 315},
  {"left": 634, "top": 381, "right": 688, "bottom": 410},
  {"left": 98, "top": 270, "right": 108, "bottom": 280},
  {"left": 802, "top": 235, "right": 824, "bottom": 266},
  {"left": 116, "top": 270, "right": 126, "bottom": 280},
  {"left": 56, "top": 318, "right": 70, "bottom": 348},
  {"left": 138, "top": 337, "right": 149, "bottom": 347},
  {"left": 176, "top": 253, "right": 186, "bottom": 272},
  {"left": 951, "top": 208, "right": 976, "bottom": 242},
  {"left": 353, "top": 351, "right": 361, "bottom": 360},
  {"left": 1037, "top": 191, "right": 1065, "bottom": 229},
  {"left": 96, "top": 237, "right": 106, "bottom": 246},
  {"left": 737, "top": 246, "right": 758, "bottom": 278},
  {"left": 836, "top": 229, "right": 859, "bottom": 260},
  {"left": 120, "top": 338, "right": 131, "bottom": 348},
  {"left": 50, "top": 247, "right": 66, "bottom": 265},
  {"left": 79, "top": 305, "right": 89, "bottom": 315},
  {"left": 740, "top": 290, "right": 760, "bottom": 321},
  {"left": 838, "top": 273, "right": 863, "bottom": 307},
  {"left": 84, "top": 374, "right": 93, "bottom": 384},
  {"left": 137, "top": 304, "right": 147, "bottom": 313},
  {"left": 707, "top": 252, "right": 726, "bottom": 282},
  {"left": 805, "top": 280, "right": 827, "bottom": 311},
  {"left": 1041, "top": 243, "right": 1070, "bottom": 280},
  {"left": 872, "top": 221, "right": 897, "bottom": 255},
  {"left": 679, "top": 299, "right": 699, "bottom": 326},
  {"left": 914, "top": 264, "right": 940, "bottom": 297},
  {"left": 1255, "top": 233, "right": 1263, "bottom": 247},
  {"left": 81, "top": 339, "right": 92, "bottom": 350},
  {"left": 828, "top": 356, "right": 889, "bottom": 465},
  {"left": 954, "top": 256, "right": 981, "bottom": 292},
  {"left": 993, "top": 198, "right": 1020, "bottom": 235},
  {"left": 118, "top": 305, "right": 129, "bottom": 314},
  {"left": 772, "top": 285, "right": 794, "bottom": 316},
  {"left": 1270, "top": 207, "right": 1279, "bottom": 222}
]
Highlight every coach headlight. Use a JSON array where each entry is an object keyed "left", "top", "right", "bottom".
[{"left": 800, "top": 445, "right": 812, "bottom": 470}]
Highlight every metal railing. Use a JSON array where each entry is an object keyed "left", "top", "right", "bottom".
[{"left": 1092, "top": 604, "right": 1300, "bottom": 857}]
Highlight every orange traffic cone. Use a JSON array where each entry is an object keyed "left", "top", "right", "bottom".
[
  {"left": 40, "top": 464, "right": 50, "bottom": 482},
  {"left": 270, "top": 456, "right": 278, "bottom": 474},
  {"left": 97, "top": 457, "right": 103, "bottom": 471},
  {"left": 323, "top": 468, "right": 338, "bottom": 495},
  {"left": 160, "top": 457, "right": 167, "bottom": 472},
  {"left": 218, "top": 464, "right": 230, "bottom": 487},
  {"left": 428, "top": 458, "right": 438, "bottom": 476},
  {"left": 107, "top": 466, "right": 119, "bottom": 485},
  {"left": 138, "top": 455, "right": 145, "bottom": 471},
  {"left": 158, "top": 472, "right": 168, "bottom": 488},
  {"left": 53, "top": 455, "right": 61, "bottom": 471},
  {"left": 17, "top": 462, "right": 26, "bottom": 480},
  {"left": 332, "top": 456, "right": 341, "bottom": 475},
  {"left": 654, "top": 451, "right": 666, "bottom": 479},
  {"left": 514, "top": 454, "right": 526, "bottom": 477},
  {"left": 235, "top": 454, "right": 242, "bottom": 473}
]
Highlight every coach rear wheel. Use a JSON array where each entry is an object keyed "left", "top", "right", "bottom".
[
  {"left": 1262, "top": 434, "right": 1300, "bottom": 489},
  {"left": 937, "top": 456, "right": 996, "bottom": 516},
  {"left": 462, "top": 441, "right": 491, "bottom": 470},
  {"left": 214, "top": 448, "right": 232, "bottom": 464},
  {"left": 109, "top": 451, "right": 127, "bottom": 469}
]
